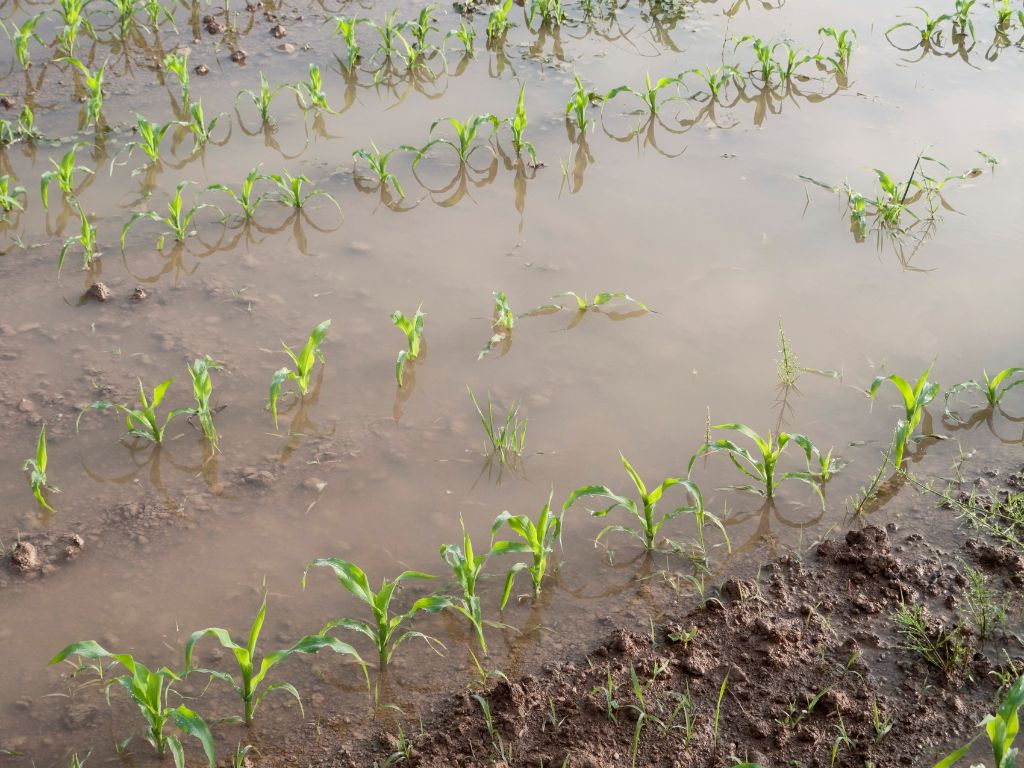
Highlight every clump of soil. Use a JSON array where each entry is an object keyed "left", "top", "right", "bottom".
[{"left": 260, "top": 526, "right": 1019, "bottom": 768}]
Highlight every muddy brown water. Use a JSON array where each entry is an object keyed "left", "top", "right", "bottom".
[{"left": 0, "top": 0, "right": 1023, "bottom": 764}]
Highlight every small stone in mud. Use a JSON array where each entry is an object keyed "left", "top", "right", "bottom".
[
  {"left": 65, "top": 534, "right": 84, "bottom": 559},
  {"left": 278, "top": 42, "right": 296, "bottom": 54},
  {"left": 85, "top": 282, "right": 112, "bottom": 302},
  {"left": 17, "top": 399, "right": 34, "bottom": 413},
  {"left": 270, "top": 23, "right": 287, "bottom": 38},
  {"left": 132, "top": 286, "right": 148, "bottom": 301},
  {"left": 240, "top": 468, "right": 275, "bottom": 488},
  {"left": 230, "top": 49, "right": 247, "bottom": 63},
  {"left": 0, "top": 95, "right": 14, "bottom": 109},
  {"left": 245, "top": 1, "right": 262, "bottom": 9},
  {"left": 11, "top": 542, "right": 41, "bottom": 573},
  {"left": 194, "top": 64, "right": 210, "bottom": 76}
]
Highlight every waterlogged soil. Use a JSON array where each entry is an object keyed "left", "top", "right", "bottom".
[{"left": 2, "top": 0, "right": 1024, "bottom": 765}]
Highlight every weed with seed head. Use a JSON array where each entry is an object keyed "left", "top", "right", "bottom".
[
  {"left": 264, "top": 171, "right": 341, "bottom": 212},
  {"left": 893, "top": 600, "right": 971, "bottom": 677},
  {"left": 491, "top": 490, "right": 562, "bottom": 609},
  {"left": 566, "top": 74, "right": 602, "bottom": 130},
  {"left": 63, "top": 58, "right": 105, "bottom": 128},
  {"left": 353, "top": 144, "right": 407, "bottom": 198},
  {"left": 605, "top": 72, "right": 683, "bottom": 115},
  {"left": 690, "top": 423, "right": 829, "bottom": 505},
  {"left": 467, "top": 389, "right": 527, "bottom": 465},
  {"left": 41, "top": 142, "right": 94, "bottom": 209},
  {"left": 79, "top": 377, "right": 189, "bottom": 443},
  {"left": 24, "top": 425, "right": 58, "bottom": 513},
  {"left": 566, "top": 453, "right": 727, "bottom": 552},
  {"left": 111, "top": 114, "right": 180, "bottom": 171},
  {"left": 122, "top": 181, "right": 219, "bottom": 249},
  {"left": 205, "top": 166, "right": 266, "bottom": 219},
  {"left": 867, "top": 365, "right": 938, "bottom": 467},
  {"left": 236, "top": 73, "right": 288, "bottom": 125},
  {"left": 392, "top": 306, "right": 424, "bottom": 388},
  {"left": 163, "top": 52, "right": 190, "bottom": 110},
  {"left": 331, "top": 16, "right": 369, "bottom": 69},
  {"left": 776, "top": 319, "right": 800, "bottom": 387},
  {"left": 49, "top": 642, "right": 215, "bottom": 767},
  {"left": 945, "top": 367, "right": 1024, "bottom": 422},
  {"left": 487, "top": 0, "right": 514, "bottom": 41},
  {"left": 441, "top": 517, "right": 491, "bottom": 654},
  {"left": 0, "top": 13, "right": 45, "bottom": 69},
  {"left": 269, "top": 319, "right": 330, "bottom": 428},
  {"left": 181, "top": 356, "right": 222, "bottom": 450},
  {"left": 818, "top": 26, "right": 856, "bottom": 74},
  {"left": 303, "top": 558, "right": 448, "bottom": 673},
  {"left": 0, "top": 174, "right": 26, "bottom": 216},
  {"left": 58, "top": 199, "right": 100, "bottom": 274},
  {"left": 934, "top": 675, "right": 1024, "bottom": 767},
  {"left": 414, "top": 114, "right": 499, "bottom": 165},
  {"left": 185, "top": 590, "right": 366, "bottom": 725}
]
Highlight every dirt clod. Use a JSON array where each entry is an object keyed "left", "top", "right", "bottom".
[{"left": 85, "top": 282, "right": 112, "bottom": 302}]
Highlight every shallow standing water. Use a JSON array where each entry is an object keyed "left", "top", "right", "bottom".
[{"left": 0, "top": 0, "right": 1022, "bottom": 764}]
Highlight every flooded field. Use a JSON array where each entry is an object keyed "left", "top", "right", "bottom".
[{"left": 1, "top": 0, "right": 1023, "bottom": 765}]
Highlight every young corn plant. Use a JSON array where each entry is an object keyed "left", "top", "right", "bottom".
[
  {"left": 686, "top": 65, "right": 745, "bottom": 100},
  {"left": 406, "top": 4, "right": 439, "bottom": 51},
  {"left": 529, "top": 0, "right": 565, "bottom": 27},
  {"left": 330, "top": 15, "right": 369, "bottom": 69},
  {"left": 40, "top": 142, "right": 94, "bottom": 209},
  {"left": 236, "top": 73, "right": 288, "bottom": 125},
  {"left": 414, "top": 115, "right": 499, "bottom": 166},
  {"left": 818, "top": 26, "right": 856, "bottom": 74},
  {"left": 556, "top": 291, "right": 651, "bottom": 313},
  {"left": 205, "top": 165, "right": 266, "bottom": 219},
  {"left": 268, "top": 319, "right": 331, "bottom": 428},
  {"left": 186, "top": 100, "right": 227, "bottom": 149},
  {"left": 393, "top": 306, "right": 424, "bottom": 388},
  {"left": 887, "top": 8, "right": 953, "bottom": 45},
  {"left": 566, "top": 74, "right": 602, "bottom": 130},
  {"left": 24, "top": 425, "right": 58, "bottom": 513},
  {"left": 604, "top": 73, "right": 683, "bottom": 115},
  {"left": 182, "top": 356, "right": 222, "bottom": 450},
  {"left": 0, "top": 175, "right": 26, "bottom": 216},
  {"left": 302, "top": 558, "right": 448, "bottom": 673},
  {"left": 353, "top": 144, "right": 407, "bottom": 198},
  {"left": 185, "top": 591, "right": 367, "bottom": 725},
  {"left": 564, "top": 453, "right": 726, "bottom": 552},
  {"left": 0, "top": 13, "right": 45, "bottom": 69},
  {"left": 440, "top": 518, "right": 491, "bottom": 654},
  {"left": 290, "top": 63, "right": 335, "bottom": 113},
  {"left": 491, "top": 491, "right": 562, "bottom": 609},
  {"left": 468, "top": 388, "right": 527, "bottom": 465},
  {"left": 934, "top": 675, "right": 1024, "bottom": 767},
  {"left": 369, "top": 10, "right": 407, "bottom": 60},
  {"left": 867, "top": 365, "right": 938, "bottom": 467},
  {"left": 945, "top": 367, "right": 1024, "bottom": 422},
  {"left": 952, "top": 0, "right": 976, "bottom": 40},
  {"left": 487, "top": 0, "right": 514, "bottom": 41},
  {"left": 111, "top": 114, "right": 180, "bottom": 171},
  {"left": 78, "top": 378, "right": 189, "bottom": 443},
  {"left": 121, "top": 181, "right": 218, "bottom": 250},
  {"left": 735, "top": 35, "right": 780, "bottom": 86},
  {"left": 58, "top": 200, "right": 100, "bottom": 275},
  {"left": 689, "top": 424, "right": 829, "bottom": 505},
  {"left": 264, "top": 171, "right": 341, "bottom": 212},
  {"left": 479, "top": 290, "right": 515, "bottom": 359},
  {"left": 63, "top": 58, "right": 105, "bottom": 128},
  {"left": 57, "top": 0, "right": 95, "bottom": 57},
  {"left": 505, "top": 85, "right": 537, "bottom": 164},
  {"left": 49, "top": 642, "right": 215, "bottom": 768},
  {"left": 163, "top": 52, "right": 190, "bottom": 110},
  {"left": 446, "top": 21, "right": 476, "bottom": 56}
]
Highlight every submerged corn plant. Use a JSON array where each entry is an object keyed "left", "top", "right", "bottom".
[
  {"left": 0, "top": 107, "right": 39, "bottom": 146},
  {"left": 264, "top": 171, "right": 341, "bottom": 212},
  {"left": 556, "top": 291, "right": 651, "bottom": 313},
  {"left": 818, "top": 26, "right": 857, "bottom": 74},
  {"left": 491, "top": 491, "right": 562, "bottom": 609},
  {"left": 302, "top": 558, "right": 448, "bottom": 672},
  {"left": 565, "top": 454, "right": 726, "bottom": 552},
  {"left": 58, "top": 199, "right": 100, "bottom": 275},
  {"left": 686, "top": 65, "right": 745, "bottom": 100},
  {"left": 440, "top": 518, "right": 491, "bottom": 654},
  {"left": 182, "top": 356, "right": 222, "bottom": 450},
  {"left": 353, "top": 144, "right": 407, "bottom": 198},
  {"left": 63, "top": 58, "right": 105, "bottom": 128},
  {"left": 867, "top": 365, "right": 938, "bottom": 467},
  {"left": 393, "top": 306, "right": 424, "bottom": 388},
  {"left": 604, "top": 73, "right": 684, "bottom": 115},
  {"left": 446, "top": 21, "right": 476, "bottom": 56},
  {"left": 468, "top": 388, "right": 527, "bottom": 465},
  {"left": 79, "top": 378, "right": 189, "bottom": 443},
  {"left": 330, "top": 15, "right": 369, "bottom": 69},
  {"left": 290, "top": 63, "right": 335, "bottom": 113},
  {"left": 887, "top": 7, "right": 954, "bottom": 45},
  {"left": 414, "top": 114, "right": 499, "bottom": 166},
  {"left": 236, "top": 72, "right": 288, "bottom": 125},
  {"left": 0, "top": 13, "right": 45, "bottom": 69},
  {"left": 111, "top": 114, "right": 180, "bottom": 171},
  {"left": 505, "top": 85, "right": 537, "bottom": 164},
  {"left": 185, "top": 591, "right": 367, "bottom": 725},
  {"left": 945, "top": 367, "right": 1024, "bottom": 422},
  {"left": 269, "top": 319, "right": 331, "bottom": 428},
  {"left": 121, "top": 181, "right": 218, "bottom": 249},
  {"left": 689, "top": 424, "right": 830, "bottom": 505},
  {"left": 0, "top": 174, "right": 26, "bottom": 216},
  {"left": 205, "top": 165, "right": 266, "bottom": 219},
  {"left": 163, "top": 51, "right": 190, "bottom": 110},
  {"left": 186, "top": 100, "right": 227, "bottom": 149},
  {"left": 24, "top": 425, "right": 58, "bottom": 513},
  {"left": 40, "top": 142, "right": 94, "bottom": 209},
  {"left": 479, "top": 290, "right": 514, "bottom": 359},
  {"left": 566, "top": 74, "right": 602, "bottom": 130},
  {"left": 368, "top": 9, "right": 407, "bottom": 60},
  {"left": 487, "top": 0, "right": 514, "bottom": 40},
  {"left": 49, "top": 643, "right": 215, "bottom": 768}
]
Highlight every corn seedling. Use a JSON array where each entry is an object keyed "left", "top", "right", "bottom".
[
  {"left": 121, "top": 181, "right": 218, "bottom": 249},
  {"left": 236, "top": 73, "right": 288, "bottom": 125},
  {"left": 205, "top": 165, "right": 266, "bottom": 219},
  {"left": 369, "top": 10, "right": 407, "bottom": 60},
  {"left": 686, "top": 65, "right": 745, "bottom": 99},
  {"left": 185, "top": 591, "right": 367, "bottom": 725},
  {"left": 565, "top": 454, "right": 724, "bottom": 552},
  {"left": 142, "top": 0, "right": 174, "bottom": 30},
  {"left": 58, "top": 200, "right": 100, "bottom": 275},
  {"left": 952, "top": 0, "right": 976, "bottom": 39},
  {"left": 933, "top": 675, "right": 1024, "bottom": 767},
  {"left": 182, "top": 356, "right": 222, "bottom": 450},
  {"left": 867, "top": 365, "right": 938, "bottom": 467},
  {"left": 945, "top": 367, "right": 1024, "bottom": 422},
  {"left": 50, "top": 643, "right": 214, "bottom": 767},
  {"left": 689, "top": 423, "right": 828, "bottom": 505},
  {"left": 111, "top": 114, "right": 180, "bottom": 171},
  {"left": 713, "top": 672, "right": 729, "bottom": 749},
  {"left": 40, "top": 142, "right": 94, "bottom": 209},
  {"left": 818, "top": 26, "right": 856, "bottom": 74},
  {"left": 231, "top": 744, "right": 255, "bottom": 768},
  {"left": 505, "top": 85, "right": 537, "bottom": 164},
  {"left": 446, "top": 21, "right": 476, "bottom": 56},
  {"left": 566, "top": 74, "right": 602, "bottom": 130},
  {"left": 995, "top": 0, "right": 1022, "bottom": 28},
  {"left": 331, "top": 15, "right": 369, "bottom": 69},
  {"left": 406, "top": 5, "right": 439, "bottom": 51},
  {"left": 24, "top": 425, "right": 58, "bottom": 513},
  {"left": 57, "top": 0, "right": 95, "bottom": 57},
  {"left": 186, "top": 100, "right": 226, "bottom": 149},
  {"left": 414, "top": 114, "right": 499, "bottom": 166},
  {"left": 0, "top": 174, "right": 26, "bottom": 216},
  {"left": 302, "top": 557, "right": 448, "bottom": 672},
  {"left": 893, "top": 600, "right": 971, "bottom": 677},
  {"left": 487, "top": 0, "right": 514, "bottom": 40},
  {"left": 353, "top": 144, "right": 407, "bottom": 198},
  {"left": 479, "top": 290, "right": 514, "bottom": 358},
  {"left": 605, "top": 73, "right": 683, "bottom": 115},
  {"left": 529, "top": 0, "right": 565, "bottom": 27},
  {"left": 264, "top": 171, "right": 341, "bottom": 211},
  {"left": 161, "top": 52, "right": 190, "bottom": 110},
  {"left": 871, "top": 697, "right": 894, "bottom": 742},
  {"left": 79, "top": 377, "right": 189, "bottom": 443},
  {"left": 593, "top": 667, "right": 620, "bottom": 722},
  {"left": 269, "top": 319, "right": 331, "bottom": 428},
  {"left": 103, "top": 0, "right": 148, "bottom": 39},
  {"left": 63, "top": 58, "right": 105, "bottom": 128},
  {"left": 961, "top": 562, "right": 1008, "bottom": 640},
  {"left": 0, "top": 13, "right": 45, "bottom": 69},
  {"left": 290, "top": 63, "right": 335, "bottom": 113},
  {"left": 392, "top": 306, "right": 424, "bottom": 388},
  {"left": 468, "top": 388, "right": 527, "bottom": 465},
  {"left": 440, "top": 518, "right": 490, "bottom": 654},
  {"left": 491, "top": 490, "right": 562, "bottom": 609},
  {"left": 555, "top": 291, "right": 651, "bottom": 313},
  {"left": 887, "top": 8, "right": 954, "bottom": 45},
  {"left": 774, "top": 41, "right": 816, "bottom": 81},
  {"left": 735, "top": 35, "right": 780, "bottom": 85}
]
